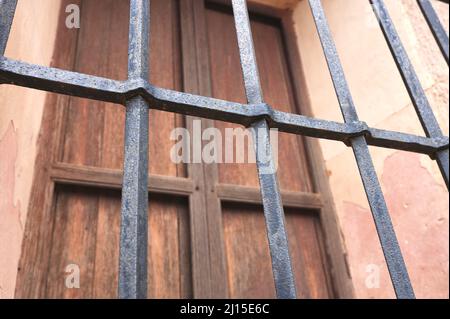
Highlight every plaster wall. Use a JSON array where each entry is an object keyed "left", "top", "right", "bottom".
[
  {"left": 292, "top": 0, "right": 449, "bottom": 298},
  {"left": 0, "top": 0, "right": 62, "bottom": 298}
]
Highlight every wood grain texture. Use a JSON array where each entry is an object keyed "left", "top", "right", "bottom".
[
  {"left": 55, "top": 0, "right": 190, "bottom": 299},
  {"left": 45, "top": 185, "right": 99, "bottom": 298},
  {"left": 61, "top": 0, "right": 184, "bottom": 177},
  {"left": 44, "top": 186, "right": 190, "bottom": 298},
  {"left": 204, "top": 2, "right": 334, "bottom": 299},
  {"left": 205, "top": 4, "right": 313, "bottom": 192},
  {"left": 93, "top": 189, "right": 120, "bottom": 298},
  {"left": 17, "top": 0, "right": 192, "bottom": 299},
  {"left": 222, "top": 203, "right": 331, "bottom": 298},
  {"left": 217, "top": 183, "right": 323, "bottom": 209},
  {"left": 180, "top": 0, "right": 228, "bottom": 298},
  {"left": 50, "top": 163, "right": 193, "bottom": 196}
]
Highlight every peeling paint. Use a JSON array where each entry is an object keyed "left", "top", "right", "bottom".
[
  {"left": 382, "top": 152, "right": 449, "bottom": 299},
  {"left": 293, "top": 0, "right": 449, "bottom": 298},
  {"left": 0, "top": 0, "right": 62, "bottom": 298},
  {"left": 340, "top": 151, "right": 449, "bottom": 299}
]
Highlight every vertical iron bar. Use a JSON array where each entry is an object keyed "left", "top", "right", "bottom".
[
  {"left": 309, "top": 0, "right": 415, "bottom": 299},
  {"left": 417, "top": 0, "right": 449, "bottom": 64},
  {"left": 231, "top": 0, "right": 297, "bottom": 299},
  {"left": 371, "top": 0, "right": 449, "bottom": 190},
  {"left": 0, "top": 0, "right": 17, "bottom": 55},
  {"left": 119, "top": 0, "right": 150, "bottom": 299}
]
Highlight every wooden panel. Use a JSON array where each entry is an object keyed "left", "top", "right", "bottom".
[
  {"left": 93, "top": 188, "right": 120, "bottom": 298},
  {"left": 50, "top": 163, "right": 194, "bottom": 196},
  {"left": 217, "top": 183, "right": 323, "bottom": 209},
  {"left": 222, "top": 202, "right": 332, "bottom": 299},
  {"left": 180, "top": 0, "right": 229, "bottom": 297},
  {"left": 45, "top": 187, "right": 99, "bottom": 298},
  {"left": 147, "top": 194, "right": 191, "bottom": 298},
  {"left": 44, "top": 185, "right": 191, "bottom": 299},
  {"left": 205, "top": 5, "right": 313, "bottom": 192},
  {"left": 61, "top": 0, "right": 185, "bottom": 177}
]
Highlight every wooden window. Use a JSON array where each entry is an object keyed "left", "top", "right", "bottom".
[{"left": 15, "top": 0, "right": 352, "bottom": 299}]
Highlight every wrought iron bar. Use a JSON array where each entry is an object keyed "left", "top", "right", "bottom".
[
  {"left": 417, "top": 0, "right": 449, "bottom": 63},
  {"left": 118, "top": 0, "right": 150, "bottom": 299},
  {"left": 371, "top": 0, "right": 449, "bottom": 190},
  {"left": 309, "top": 0, "right": 415, "bottom": 299},
  {"left": 0, "top": 0, "right": 17, "bottom": 55},
  {"left": 0, "top": 56, "right": 447, "bottom": 156},
  {"left": 231, "top": 0, "right": 297, "bottom": 299}
]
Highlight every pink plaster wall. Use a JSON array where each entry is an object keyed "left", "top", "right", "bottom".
[
  {"left": 293, "top": 0, "right": 449, "bottom": 298},
  {"left": 0, "top": 0, "right": 62, "bottom": 298}
]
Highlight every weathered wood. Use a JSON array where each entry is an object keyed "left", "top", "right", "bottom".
[
  {"left": 93, "top": 189, "right": 121, "bottom": 298},
  {"left": 203, "top": 2, "right": 334, "bottom": 298},
  {"left": 45, "top": 185, "right": 99, "bottom": 298},
  {"left": 217, "top": 184, "right": 323, "bottom": 209},
  {"left": 193, "top": 0, "right": 229, "bottom": 298},
  {"left": 17, "top": 0, "right": 193, "bottom": 299},
  {"left": 180, "top": 0, "right": 214, "bottom": 298},
  {"left": 50, "top": 163, "right": 194, "bottom": 196},
  {"left": 222, "top": 203, "right": 330, "bottom": 298}
]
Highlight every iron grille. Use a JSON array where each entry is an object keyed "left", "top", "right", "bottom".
[{"left": 1, "top": 0, "right": 448, "bottom": 299}]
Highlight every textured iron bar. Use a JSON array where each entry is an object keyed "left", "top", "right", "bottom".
[
  {"left": 0, "top": 57, "right": 446, "bottom": 157},
  {"left": 0, "top": 56, "right": 448, "bottom": 156},
  {"left": 417, "top": 0, "right": 449, "bottom": 63},
  {"left": 0, "top": 0, "right": 17, "bottom": 55},
  {"left": 119, "top": 0, "right": 150, "bottom": 299},
  {"left": 371, "top": 0, "right": 449, "bottom": 189},
  {"left": 309, "top": 0, "right": 415, "bottom": 299},
  {"left": 231, "top": 0, "right": 297, "bottom": 299}
]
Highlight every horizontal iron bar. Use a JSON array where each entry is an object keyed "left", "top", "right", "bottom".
[
  {"left": 0, "top": 56, "right": 447, "bottom": 156},
  {"left": 0, "top": 57, "right": 125, "bottom": 102},
  {"left": 417, "top": 0, "right": 449, "bottom": 64}
]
